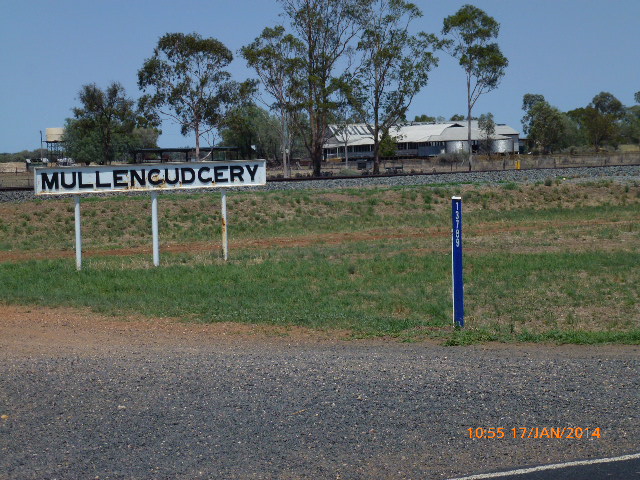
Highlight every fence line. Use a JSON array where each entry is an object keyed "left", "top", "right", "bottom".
[{"left": 313, "top": 152, "right": 640, "bottom": 176}]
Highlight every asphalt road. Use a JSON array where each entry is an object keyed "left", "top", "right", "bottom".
[{"left": 1, "top": 313, "right": 638, "bottom": 480}]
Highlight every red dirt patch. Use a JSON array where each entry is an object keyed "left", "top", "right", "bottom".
[
  {"left": 1, "top": 304, "right": 636, "bottom": 359},
  {"left": 0, "top": 304, "right": 357, "bottom": 356},
  {"left": 0, "top": 218, "right": 634, "bottom": 263}
]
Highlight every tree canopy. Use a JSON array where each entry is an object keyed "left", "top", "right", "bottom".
[
  {"left": 241, "top": 26, "right": 304, "bottom": 176},
  {"left": 567, "top": 92, "right": 626, "bottom": 149},
  {"left": 521, "top": 91, "right": 640, "bottom": 152},
  {"left": 275, "top": 0, "right": 370, "bottom": 176},
  {"left": 0, "top": 149, "right": 42, "bottom": 163},
  {"left": 341, "top": 0, "right": 440, "bottom": 173},
  {"left": 442, "top": 4, "right": 508, "bottom": 168},
  {"left": 414, "top": 114, "right": 436, "bottom": 123},
  {"left": 63, "top": 82, "right": 157, "bottom": 165},
  {"left": 521, "top": 93, "right": 548, "bottom": 138},
  {"left": 219, "top": 104, "right": 281, "bottom": 161},
  {"left": 138, "top": 32, "right": 255, "bottom": 159},
  {"left": 521, "top": 95, "right": 567, "bottom": 153},
  {"left": 591, "top": 91, "right": 625, "bottom": 118},
  {"left": 27, "top": 5, "right": 638, "bottom": 166},
  {"left": 477, "top": 112, "right": 495, "bottom": 154}
]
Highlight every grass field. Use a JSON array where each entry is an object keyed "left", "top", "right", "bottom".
[{"left": 0, "top": 178, "right": 639, "bottom": 344}]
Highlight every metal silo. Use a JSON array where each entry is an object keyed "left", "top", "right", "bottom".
[
  {"left": 446, "top": 141, "right": 468, "bottom": 153},
  {"left": 491, "top": 138, "right": 513, "bottom": 154}
]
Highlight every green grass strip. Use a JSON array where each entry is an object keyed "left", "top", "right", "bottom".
[{"left": 0, "top": 248, "right": 637, "bottom": 344}]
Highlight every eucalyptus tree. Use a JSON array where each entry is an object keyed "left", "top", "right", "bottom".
[
  {"left": 277, "top": 0, "right": 371, "bottom": 176},
  {"left": 478, "top": 112, "right": 495, "bottom": 154},
  {"left": 138, "top": 33, "right": 255, "bottom": 160},
  {"left": 414, "top": 114, "right": 436, "bottom": 123},
  {"left": 568, "top": 92, "right": 625, "bottom": 149},
  {"left": 64, "top": 82, "right": 151, "bottom": 165},
  {"left": 520, "top": 93, "right": 546, "bottom": 136},
  {"left": 340, "top": 0, "right": 439, "bottom": 173},
  {"left": 521, "top": 94, "right": 570, "bottom": 153},
  {"left": 530, "top": 105, "right": 566, "bottom": 153},
  {"left": 241, "top": 26, "right": 304, "bottom": 177},
  {"left": 621, "top": 93, "right": 640, "bottom": 146},
  {"left": 591, "top": 92, "right": 625, "bottom": 118},
  {"left": 220, "top": 104, "right": 282, "bottom": 161},
  {"left": 442, "top": 4, "right": 508, "bottom": 169}
]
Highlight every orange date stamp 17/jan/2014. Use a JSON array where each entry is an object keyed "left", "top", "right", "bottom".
[{"left": 467, "top": 427, "right": 602, "bottom": 439}]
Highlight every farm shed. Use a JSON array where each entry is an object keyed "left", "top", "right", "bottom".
[{"left": 323, "top": 121, "right": 520, "bottom": 159}]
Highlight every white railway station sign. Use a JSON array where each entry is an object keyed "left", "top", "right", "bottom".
[
  {"left": 34, "top": 161, "right": 266, "bottom": 269},
  {"left": 35, "top": 161, "right": 266, "bottom": 195}
]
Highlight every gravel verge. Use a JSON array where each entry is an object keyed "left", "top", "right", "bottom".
[
  {"left": 1, "top": 318, "right": 638, "bottom": 480},
  {"left": 3, "top": 165, "right": 640, "bottom": 203}
]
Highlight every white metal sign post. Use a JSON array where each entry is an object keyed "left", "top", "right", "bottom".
[
  {"left": 151, "top": 191, "right": 160, "bottom": 267},
  {"left": 221, "top": 189, "right": 228, "bottom": 261},
  {"left": 34, "top": 161, "right": 266, "bottom": 268},
  {"left": 74, "top": 196, "right": 82, "bottom": 271}
]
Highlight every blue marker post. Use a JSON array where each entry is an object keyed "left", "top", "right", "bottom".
[{"left": 451, "top": 196, "right": 464, "bottom": 327}]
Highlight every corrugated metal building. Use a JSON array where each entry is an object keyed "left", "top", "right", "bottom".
[{"left": 324, "top": 121, "right": 520, "bottom": 159}]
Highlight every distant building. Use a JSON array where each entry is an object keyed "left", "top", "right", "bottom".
[{"left": 323, "top": 121, "right": 520, "bottom": 159}]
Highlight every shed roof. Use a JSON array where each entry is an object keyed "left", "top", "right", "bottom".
[{"left": 325, "top": 121, "right": 519, "bottom": 147}]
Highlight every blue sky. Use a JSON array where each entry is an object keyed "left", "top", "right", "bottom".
[{"left": 1, "top": 0, "right": 639, "bottom": 153}]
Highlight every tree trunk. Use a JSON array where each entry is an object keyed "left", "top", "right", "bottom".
[
  {"left": 311, "top": 109, "right": 324, "bottom": 177},
  {"left": 312, "top": 143, "right": 322, "bottom": 177},
  {"left": 281, "top": 110, "right": 289, "bottom": 178},
  {"left": 344, "top": 140, "right": 349, "bottom": 170},
  {"left": 373, "top": 108, "right": 380, "bottom": 174},
  {"left": 467, "top": 76, "right": 473, "bottom": 171},
  {"left": 373, "top": 139, "right": 380, "bottom": 175},
  {"left": 195, "top": 123, "right": 200, "bottom": 162}
]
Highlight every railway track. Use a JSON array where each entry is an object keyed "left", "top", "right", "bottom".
[{"left": 3, "top": 162, "right": 640, "bottom": 193}]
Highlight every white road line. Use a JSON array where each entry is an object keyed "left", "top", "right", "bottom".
[{"left": 446, "top": 452, "right": 640, "bottom": 480}]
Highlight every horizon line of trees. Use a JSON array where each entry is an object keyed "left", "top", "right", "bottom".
[
  {"left": 4, "top": 2, "right": 639, "bottom": 167},
  {"left": 39, "top": 1, "right": 512, "bottom": 174},
  {"left": 522, "top": 91, "right": 640, "bottom": 154},
  {"left": 5, "top": 90, "right": 639, "bottom": 165}
]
